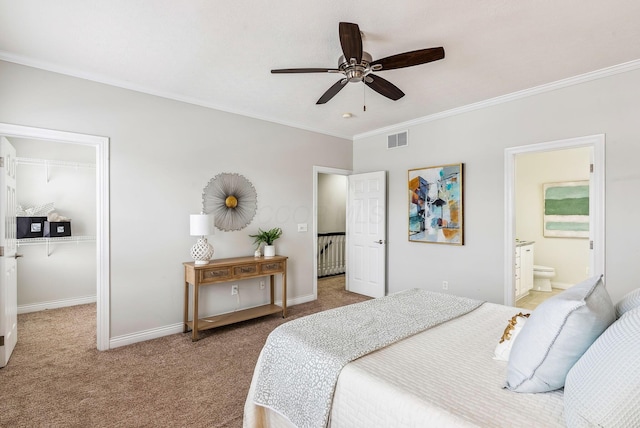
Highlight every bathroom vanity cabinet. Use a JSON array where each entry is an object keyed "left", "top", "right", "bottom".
[{"left": 515, "top": 242, "right": 534, "bottom": 300}]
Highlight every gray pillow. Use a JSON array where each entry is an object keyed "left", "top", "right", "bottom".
[
  {"left": 564, "top": 307, "right": 640, "bottom": 427},
  {"left": 615, "top": 287, "right": 640, "bottom": 318},
  {"left": 505, "top": 275, "right": 615, "bottom": 393}
]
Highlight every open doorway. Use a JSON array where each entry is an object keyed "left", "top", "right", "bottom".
[
  {"left": 317, "top": 173, "right": 347, "bottom": 277},
  {"left": 313, "top": 167, "right": 388, "bottom": 300},
  {"left": 0, "top": 123, "right": 110, "bottom": 351},
  {"left": 514, "top": 147, "right": 591, "bottom": 310},
  {"left": 504, "top": 134, "right": 605, "bottom": 307},
  {"left": 313, "top": 166, "right": 350, "bottom": 300}
]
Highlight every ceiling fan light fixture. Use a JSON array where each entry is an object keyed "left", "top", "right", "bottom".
[
  {"left": 271, "top": 22, "right": 444, "bottom": 104},
  {"left": 338, "top": 52, "right": 373, "bottom": 82}
]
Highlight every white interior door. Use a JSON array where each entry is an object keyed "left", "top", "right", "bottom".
[
  {"left": 1, "top": 137, "right": 18, "bottom": 367},
  {"left": 346, "top": 171, "right": 386, "bottom": 298}
]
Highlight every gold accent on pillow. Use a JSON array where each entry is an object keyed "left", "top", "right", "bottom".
[{"left": 499, "top": 312, "right": 530, "bottom": 343}]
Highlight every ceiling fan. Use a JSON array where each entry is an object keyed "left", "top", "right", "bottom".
[{"left": 271, "top": 22, "right": 445, "bottom": 105}]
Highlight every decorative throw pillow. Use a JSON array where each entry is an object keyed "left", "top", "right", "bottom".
[
  {"left": 564, "top": 307, "right": 640, "bottom": 428},
  {"left": 505, "top": 275, "right": 615, "bottom": 393},
  {"left": 614, "top": 287, "right": 640, "bottom": 318},
  {"left": 494, "top": 312, "right": 530, "bottom": 361}
]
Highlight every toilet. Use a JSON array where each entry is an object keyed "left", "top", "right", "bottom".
[{"left": 533, "top": 265, "right": 555, "bottom": 292}]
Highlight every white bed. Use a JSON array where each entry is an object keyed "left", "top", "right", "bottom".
[
  {"left": 244, "top": 281, "right": 640, "bottom": 428},
  {"left": 244, "top": 302, "right": 564, "bottom": 427}
]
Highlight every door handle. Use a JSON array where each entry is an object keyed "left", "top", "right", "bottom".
[
  {"left": 14, "top": 253, "right": 23, "bottom": 259},
  {"left": 374, "top": 240, "right": 385, "bottom": 244}
]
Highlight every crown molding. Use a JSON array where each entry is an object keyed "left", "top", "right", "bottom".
[{"left": 354, "top": 59, "right": 640, "bottom": 140}]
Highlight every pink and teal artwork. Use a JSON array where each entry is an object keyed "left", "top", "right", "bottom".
[
  {"left": 408, "top": 163, "right": 463, "bottom": 245},
  {"left": 543, "top": 181, "right": 589, "bottom": 238}
]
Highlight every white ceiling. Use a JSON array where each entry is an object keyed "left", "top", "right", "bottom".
[{"left": 2, "top": 1, "right": 640, "bottom": 139}]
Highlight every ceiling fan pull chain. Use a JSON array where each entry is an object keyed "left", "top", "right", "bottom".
[{"left": 363, "top": 83, "right": 366, "bottom": 112}]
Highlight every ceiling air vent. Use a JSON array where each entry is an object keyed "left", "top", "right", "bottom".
[{"left": 387, "top": 131, "right": 408, "bottom": 149}]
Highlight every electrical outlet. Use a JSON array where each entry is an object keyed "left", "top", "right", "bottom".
[
  {"left": 231, "top": 284, "right": 238, "bottom": 295},
  {"left": 442, "top": 281, "right": 449, "bottom": 290},
  {"left": 259, "top": 280, "right": 265, "bottom": 290}
]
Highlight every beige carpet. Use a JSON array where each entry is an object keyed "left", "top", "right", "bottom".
[{"left": 0, "top": 275, "right": 367, "bottom": 428}]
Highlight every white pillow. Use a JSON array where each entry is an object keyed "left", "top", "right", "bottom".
[
  {"left": 564, "top": 307, "right": 640, "bottom": 428},
  {"left": 505, "top": 275, "right": 615, "bottom": 393},
  {"left": 494, "top": 313, "right": 529, "bottom": 362},
  {"left": 615, "top": 287, "right": 640, "bottom": 318}
]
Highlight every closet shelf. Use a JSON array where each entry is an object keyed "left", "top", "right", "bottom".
[
  {"left": 17, "top": 235, "right": 96, "bottom": 247},
  {"left": 17, "top": 235, "right": 96, "bottom": 257},
  {"left": 16, "top": 157, "right": 95, "bottom": 183},
  {"left": 16, "top": 157, "right": 96, "bottom": 169}
]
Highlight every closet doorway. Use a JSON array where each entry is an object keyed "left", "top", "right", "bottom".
[{"left": 0, "top": 123, "right": 110, "bottom": 351}]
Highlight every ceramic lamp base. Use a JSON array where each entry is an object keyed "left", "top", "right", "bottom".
[{"left": 191, "top": 237, "right": 214, "bottom": 265}]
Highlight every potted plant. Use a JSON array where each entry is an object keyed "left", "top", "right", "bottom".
[{"left": 249, "top": 227, "right": 282, "bottom": 257}]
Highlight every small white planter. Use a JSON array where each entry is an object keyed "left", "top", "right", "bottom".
[{"left": 263, "top": 245, "right": 276, "bottom": 257}]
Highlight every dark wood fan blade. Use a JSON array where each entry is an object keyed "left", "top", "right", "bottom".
[
  {"left": 271, "top": 68, "right": 340, "bottom": 74},
  {"left": 365, "top": 74, "right": 405, "bottom": 101},
  {"left": 316, "top": 79, "right": 348, "bottom": 104},
  {"left": 339, "top": 22, "right": 362, "bottom": 63},
  {"left": 371, "top": 47, "right": 445, "bottom": 71}
]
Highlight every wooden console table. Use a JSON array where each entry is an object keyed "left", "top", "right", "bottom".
[{"left": 183, "top": 255, "right": 287, "bottom": 341}]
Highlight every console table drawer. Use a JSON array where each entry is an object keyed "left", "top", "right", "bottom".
[
  {"left": 261, "top": 261, "right": 284, "bottom": 273},
  {"left": 200, "top": 267, "right": 232, "bottom": 282},
  {"left": 234, "top": 264, "right": 259, "bottom": 276}
]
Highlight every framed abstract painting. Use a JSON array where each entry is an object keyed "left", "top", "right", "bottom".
[
  {"left": 408, "top": 163, "right": 463, "bottom": 245},
  {"left": 543, "top": 181, "right": 589, "bottom": 238}
]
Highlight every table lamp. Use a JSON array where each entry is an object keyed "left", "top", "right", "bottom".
[{"left": 190, "top": 214, "right": 214, "bottom": 265}]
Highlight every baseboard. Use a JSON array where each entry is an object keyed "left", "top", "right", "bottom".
[
  {"left": 18, "top": 295, "right": 97, "bottom": 314},
  {"left": 285, "top": 293, "right": 316, "bottom": 306},
  {"left": 110, "top": 323, "right": 185, "bottom": 349},
  {"left": 109, "top": 295, "right": 318, "bottom": 349},
  {"left": 551, "top": 282, "right": 573, "bottom": 290}
]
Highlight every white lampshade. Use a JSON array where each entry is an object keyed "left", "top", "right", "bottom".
[{"left": 190, "top": 214, "right": 214, "bottom": 236}]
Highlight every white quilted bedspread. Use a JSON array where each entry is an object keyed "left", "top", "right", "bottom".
[
  {"left": 328, "top": 302, "right": 565, "bottom": 428},
  {"left": 244, "top": 301, "right": 565, "bottom": 428}
]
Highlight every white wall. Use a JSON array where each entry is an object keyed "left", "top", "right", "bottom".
[
  {"left": 317, "top": 173, "right": 347, "bottom": 234},
  {"left": 515, "top": 148, "right": 591, "bottom": 287},
  {"left": 0, "top": 61, "right": 352, "bottom": 340},
  {"left": 12, "top": 138, "right": 96, "bottom": 308},
  {"left": 354, "top": 67, "right": 640, "bottom": 305}
]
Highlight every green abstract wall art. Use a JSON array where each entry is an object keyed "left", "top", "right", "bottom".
[{"left": 543, "top": 181, "right": 589, "bottom": 238}]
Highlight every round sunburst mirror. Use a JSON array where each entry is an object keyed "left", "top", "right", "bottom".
[{"left": 202, "top": 173, "right": 257, "bottom": 231}]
